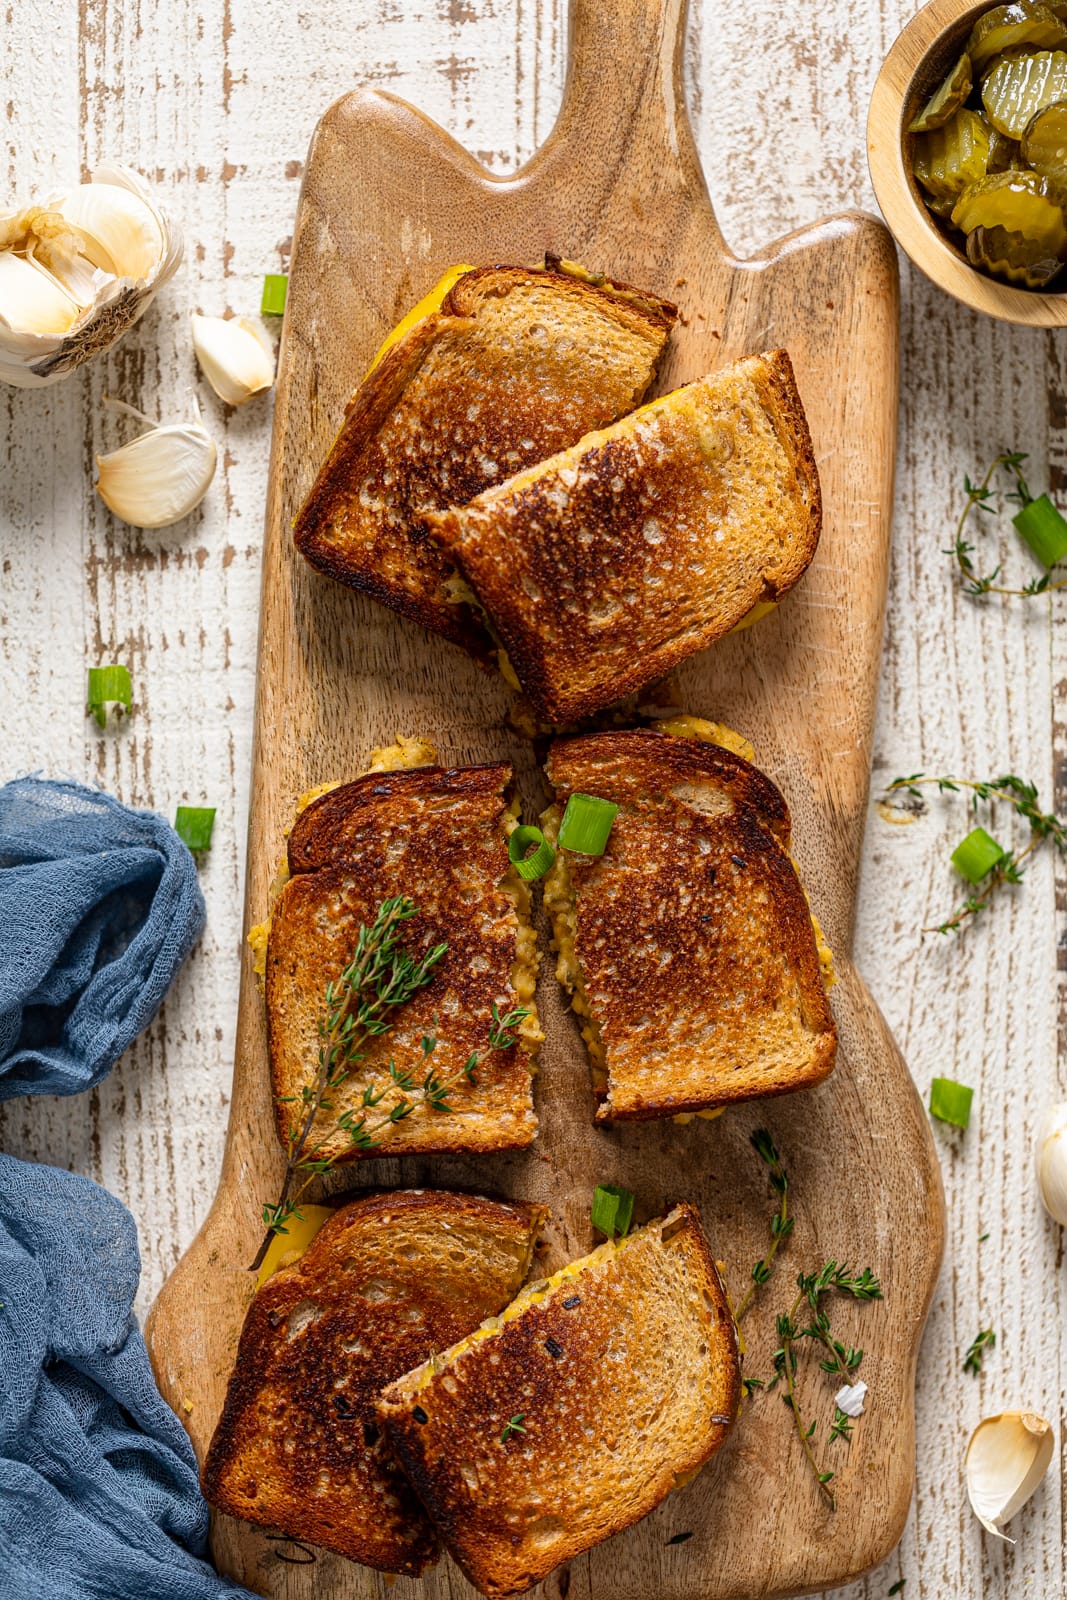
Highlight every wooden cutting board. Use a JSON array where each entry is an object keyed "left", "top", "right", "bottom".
[{"left": 146, "top": 2, "right": 944, "bottom": 1595}]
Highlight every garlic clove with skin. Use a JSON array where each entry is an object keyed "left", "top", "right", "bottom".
[
  {"left": 95, "top": 401, "right": 217, "bottom": 529},
  {"left": 0, "top": 164, "right": 181, "bottom": 388},
  {"left": 191, "top": 314, "right": 275, "bottom": 405},
  {"left": 0, "top": 250, "right": 80, "bottom": 334},
  {"left": 1036, "top": 1102, "right": 1067, "bottom": 1226},
  {"left": 965, "top": 1411, "right": 1055, "bottom": 1542}
]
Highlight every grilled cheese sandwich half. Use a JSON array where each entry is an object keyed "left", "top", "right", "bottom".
[
  {"left": 542, "top": 727, "right": 837, "bottom": 1123},
  {"left": 265, "top": 759, "right": 541, "bottom": 1162},
  {"left": 377, "top": 1202, "right": 739, "bottom": 1599},
  {"left": 427, "top": 349, "right": 821, "bottom": 723}
]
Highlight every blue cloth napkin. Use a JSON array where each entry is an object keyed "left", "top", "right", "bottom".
[
  {"left": 0, "top": 777, "right": 254, "bottom": 1599},
  {"left": 0, "top": 1156, "right": 252, "bottom": 1600},
  {"left": 0, "top": 776, "right": 206, "bottom": 1099}
]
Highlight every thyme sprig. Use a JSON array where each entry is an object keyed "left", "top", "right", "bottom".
[
  {"left": 734, "top": 1129, "right": 793, "bottom": 1321},
  {"left": 963, "top": 1327, "right": 997, "bottom": 1376},
  {"left": 251, "top": 895, "right": 527, "bottom": 1269},
  {"left": 947, "top": 452, "right": 1067, "bottom": 597},
  {"left": 759, "top": 1263, "right": 883, "bottom": 1507},
  {"left": 883, "top": 773, "right": 1067, "bottom": 933}
]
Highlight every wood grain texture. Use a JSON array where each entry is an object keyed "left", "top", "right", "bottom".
[
  {"left": 1, "top": 2, "right": 1064, "bottom": 1599},
  {"left": 140, "top": 2, "right": 942, "bottom": 1595}
]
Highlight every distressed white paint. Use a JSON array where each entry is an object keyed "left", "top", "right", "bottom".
[{"left": 1, "top": 3, "right": 1064, "bottom": 1598}]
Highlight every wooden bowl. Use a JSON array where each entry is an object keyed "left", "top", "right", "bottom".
[{"left": 868, "top": 0, "right": 1067, "bottom": 325}]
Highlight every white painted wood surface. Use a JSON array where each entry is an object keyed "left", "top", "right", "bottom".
[{"left": 0, "top": 4, "right": 1063, "bottom": 1598}]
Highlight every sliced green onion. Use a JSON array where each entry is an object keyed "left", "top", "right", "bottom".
[
  {"left": 1013, "top": 493, "right": 1067, "bottom": 568},
  {"left": 558, "top": 793, "right": 619, "bottom": 855},
  {"left": 951, "top": 826, "right": 1005, "bottom": 884},
  {"left": 261, "top": 273, "right": 288, "bottom": 316},
  {"left": 507, "top": 824, "right": 555, "bottom": 882},
  {"left": 175, "top": 806, "right": 216, "bottom": 851},
  {"left": 591, "top": 1183, "right": 635, "bottom": 1239},
  {"left": 86, "top": 664, "right": 132, "bottom": 728},
  {"left": 929, "top": 1076, "right": 973, "bottom": 1129}
]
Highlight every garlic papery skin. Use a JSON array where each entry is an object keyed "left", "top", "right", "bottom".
[
  {"left": 191, "top": 314, "right": 274, "bottom": 405},
  {"left": 95, "top": 416, "right": 217, "bottom": 529},
  {"left": 0, "top": 163, "right": 181, "bottom": 389},
  {"left": 965, "top": 1411, "right": 1055, "bottom": 1542},
  {"left": 1036, "top": 1103, "right": 1067, "bottom": 1226}
]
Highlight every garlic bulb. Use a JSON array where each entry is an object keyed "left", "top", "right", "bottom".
[
  {"left": 191, "top": 314, "right": 274, "bottom": 405},
  {"left": 0, "top": 164, "right": 181, "bottom": 388},
  {"left": 1036, "top": 1103, "right": 1067, "bottom": 1226},
  {"left": 95, "top": 401, "right": 216, "bottom": 529},
  {"left": 965, "top": 1411, "right": 1055, "bottom": 1541}
]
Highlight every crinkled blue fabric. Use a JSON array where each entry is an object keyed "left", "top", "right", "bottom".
[
  {"left": 0, "top": 777, "right": 254, "bottom": 1599},
  {"left": 0, "top": 1156, "right": 253, "bottom": 1599},
  {"left": 0, "top": 777, "right": 206, "bottom": 1099}
]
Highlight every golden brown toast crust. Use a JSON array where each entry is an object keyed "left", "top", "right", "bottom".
[
  {"left": 267, "top": 763, "right": 539, "bottom": 1160},
  {"left": 376, "top": 1203, "right": 740, "bottom": 1598},
  {"left": 427, "top": 350, "right": 822, "bottom": 721},
  {"left": 201, "top": 1189, "right": 547, "bottom": 1574},
  {"left": 544, "top": 729, "right": 837, "bottom": 1120},
  {"left": 293, "top": 263, "right": 676, "bottom": 655}
]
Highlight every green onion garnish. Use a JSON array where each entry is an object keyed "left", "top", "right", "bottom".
[
  {"left": 261, "top": 273, "right": 288, "bottom": 316},
  {"left": 86, "top": 664, "right": 132, "bottom": 728},
  {"left": 950, "top": 826, "right": 1005, "bottom": 884},
  {"left": 1013, "top": 493, "right": 1067, "bottom": 568},
  {"left": 591, "top": 1183, "right": 635, "bottom": 1238},
  {"left": 558, "top": 793, "right": 619, "bottom": 856},
  {"left": 929, "top": 1077, "right": 973, "bottom": 1129},
  {"left": 175, "top": 806, "right": 216, "bottom": 851},
  {"left": 507, "top": 824, "right": 555, "bottom": 881}
]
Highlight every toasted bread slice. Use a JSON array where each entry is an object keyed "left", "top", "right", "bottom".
[
  {"left": 293, "top": 262, "right": 676, "bottom": 654},
  {"left": 427, "top": 350, "right": 821, "bottom": 721},
  {"left": 202, "top": 1190, "right": 547, "bottom": 1574},
  {"left": 542, "top": 729, "right": 837, "bottom": 1121},
  {"left": 266, "top": 763, "right": 540, "bottom": 1161},
  {"left": 377, "top": 1202, "right": 739, "bottom": 1598}
]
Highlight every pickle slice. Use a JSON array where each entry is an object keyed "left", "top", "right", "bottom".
[
  {"left": 912, "top": 109, "right": 992, "bottom": 198},
  {"left": 910, "top": 53, "right": 973, "bottom": 132},
  {"left": 967, "top": 2, "right": 1067, "bottom": 72},
  {"left": 985, "top": 120, "right": 1024, "bottom": 170},
  {"left": 951, "top": 170, "right": 1067, "bottom": 257},
  {"left": 982, "top": 48, "right": 1067, "bottom": 136},
  {"left": 1022, "top": 96, "right": 1067, "bottom": 170},
  {"left": 966, "top": 223, "right": 1064, "bottom": 283}
]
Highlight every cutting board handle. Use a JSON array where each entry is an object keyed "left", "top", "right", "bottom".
[{"left": 546, "top": 0, "right": 723, "bottom": 248}]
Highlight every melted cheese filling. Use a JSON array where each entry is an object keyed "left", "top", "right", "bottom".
[{"left": 365, "top": 264, "right": 474, "bottom": 376}]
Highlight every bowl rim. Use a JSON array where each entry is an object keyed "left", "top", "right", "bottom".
[{"left": 868, "top": 0, "right": 1067, "bottom": 325}]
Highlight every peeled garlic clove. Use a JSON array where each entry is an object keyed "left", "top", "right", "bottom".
[
  {"left": 965, "top": 1410, "right": 1055, "bottom": 1541},
  {"left": 0, "top": 250, "right": 80, "bottom": 334},
  {"left": 57, "top": 181, "right": 164, "bottom": 281},
  {"left": 191, "top": 314, "right": 275, "bottom": 405},
  {"left": 96, "top": 419, "right": 217, "bottom": 529},
  {"left": 1036, "top": 1102, "right": 1067, "bottom": 1226},
  {"left": 0, "top": 164, "right": 181, "bottom": 389}
]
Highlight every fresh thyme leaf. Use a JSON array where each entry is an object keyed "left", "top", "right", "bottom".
[
  {"left": 501, "top": 1414, "right": 527, "bottom": 1442},
  {"left": 888, "top": 1582, "right": 906, "bottom": 1595},
  {"left": 749, "top": 1261, "right": 882, "bottom": 1507},
  {"left": 251, "top": 895, "right": 529, "bottom": 1270},
  {"left": 734, "top": 1129, "right": 792, "bottom": 1321},
  {"left": 947, "top": 451, "right": 1067, "bottom": 599},
  {"left": 741, "top": 1376, "right": 764, "bottom": 1396},
  {"left": 667, "top": 1531, "right": 693, "bottom": 1545},
  {"left": 882, "top": 773, "right": 1067, "bottom": 934},
  {"left": 963, "top": 1327, "right": 996, "bottom": 1376}
]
